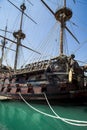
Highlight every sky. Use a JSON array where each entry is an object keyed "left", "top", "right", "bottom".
[{"left": 0, "top": 0, "right": 87, "bottom": 68}]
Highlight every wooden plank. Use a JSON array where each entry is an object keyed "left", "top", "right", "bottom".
[{"left": 0, "top": 96, "right": 12, "bottom": 100}]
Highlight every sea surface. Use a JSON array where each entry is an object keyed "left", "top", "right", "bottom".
[{"left": 0, "top": 100, "right": 87, "bottom": 130}]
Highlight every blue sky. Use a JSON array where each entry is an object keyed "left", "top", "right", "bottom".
[{"left": 0, "top": 0, "right": 87, "bottom": 68}]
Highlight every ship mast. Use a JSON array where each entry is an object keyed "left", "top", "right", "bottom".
[
  {"left": 0, "top": 1, "right": 40, "bottom": 70},
  {"left": 64, "top": 0, "right": 66, "bottom": 7},
  {"left": 57, "top": 0, "right": 79, "bottom": 54},
  {"left": 0, "top": 25, "right": 7, "bottom": 68},
  {"left": 59, "top": 0, "right": 66, "bottom": 55},
  {"left": 13, "top": 3, "right": 26, "bottom": 71},
  {"left": 41, "top": 0, "right": 75, "bottom": 56},
  {"left": 56, "top": 0, "right": 72, "bottom": 55}
]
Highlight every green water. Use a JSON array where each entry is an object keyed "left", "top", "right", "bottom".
[{"left": 0, "top": 101, "right": 87, "bottom": 130}]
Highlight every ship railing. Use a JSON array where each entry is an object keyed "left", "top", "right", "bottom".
[
  {"left": 16, "top": 63, "right": 49, "bottom": 74},
  {"left": 16, "top": 56, "right": 68, "bottom": 74},
  {"left": 46, "top": 72, "right": 68, "bottom": 75}
]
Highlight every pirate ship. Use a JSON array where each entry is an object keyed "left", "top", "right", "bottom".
[{"left": 0, "top": 0, "right": 87, "bottom": 102}]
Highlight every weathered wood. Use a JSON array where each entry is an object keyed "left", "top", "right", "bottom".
[{"left": 0, "top": 96, "right": 12, "bottom": 100}]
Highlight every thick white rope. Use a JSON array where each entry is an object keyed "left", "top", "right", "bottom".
[
  {"left": 43, "top": 93, "right": 87, "bottom": 126},
  {"left": 19, "top": 93, "right": 87, "bottom": 126}
]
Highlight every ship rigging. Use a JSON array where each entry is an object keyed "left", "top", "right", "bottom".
[
  {"left": 0, "top": 0, "right": 87, "bottom": 102},
  {"left": 0, "top": 0, "right": 87, "bottom": 69}
]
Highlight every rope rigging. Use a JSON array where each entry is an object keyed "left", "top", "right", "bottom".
[
  {"left": 77, "top": 0, "right": 87, "bottom": 5},
  {"left": 73, "top": 40, "right": 87, "bottom": 54},
  {"left": 24, "top": 22, "right": 60, "bottom": 65},
  {"left": 0, "top": 0, "right": 87, "bottom": 68}
]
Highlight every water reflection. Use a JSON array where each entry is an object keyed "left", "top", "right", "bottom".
[
  {"left": 0, "top": 101, "right": 87, "bottom": 130},
  {"left": 0, "top": 123, "right": 8, "bottom": 130},
  {"left": 0, "top": 101, "right": 63, "bottom": 130}
]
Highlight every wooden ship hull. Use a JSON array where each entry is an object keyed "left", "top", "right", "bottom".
[
  {"left": 0, "top": 55, "right": 87, "bottom": 103},
  {"left": 0, "top": 83, "right": 87, "bottom": 103}
]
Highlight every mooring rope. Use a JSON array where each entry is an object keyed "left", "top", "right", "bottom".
[
  {"left": 19, "top": 93, "right": 87, "bottom": 126},
  {"left": 43, "top": 93, "right": 87, "bottom": 126}
]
